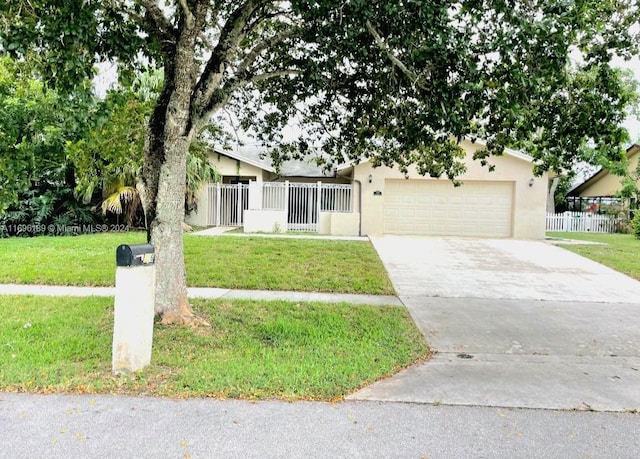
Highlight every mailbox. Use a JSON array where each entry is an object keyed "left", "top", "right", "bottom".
[
  {"left": 113, "top": 242, "right": 156, "bottom": 373},
  {"left": 116, "top": 243, "right": 155, "bottom": 267}
]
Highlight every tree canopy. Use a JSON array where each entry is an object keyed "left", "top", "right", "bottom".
[
  {"left": 2, "top": 0, "right": 639, "bottom": 321},
  {"left": 0, "top": 56, "right": 96, "bottom": 213},
  {"left": 68, "top": 69, "right": 218, "bottom": 225},
  {"left": 2, "top": 1, "right": 638, "bottom": 174}
]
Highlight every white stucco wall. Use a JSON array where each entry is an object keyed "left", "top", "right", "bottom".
[
  {"left": 352, "top": 140, "right": 548, "bottom": 239},
  {"left": 208, "top": 152, "right": 267, "bottom": 181},
  {"left": 244, "top": 210, "right": 287, "bottom": 233},
  {"left": 319, "top": 212, "right": 361, "bottom": 236}
]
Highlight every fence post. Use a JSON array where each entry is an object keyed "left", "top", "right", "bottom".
[
  {"left": 206, "top": 185, "right": 213, "bottom": 226},
  {"left": 563, "top": 211, "right": 571, "bottom": 232},
  {"left": 248, "top": 179, "right": 261, "bottom": 210},
  {"left": 284, "top": 180, "right": 290, "bottom": 232},
  {"left": 237, "top": 183, "right": 243, "bottom": 226},
  {"left": 215, "top": 183, "right": 221, "bottom": 226},
  {"left": 316, "top": 181, "right": 322, "bottom": 227}
]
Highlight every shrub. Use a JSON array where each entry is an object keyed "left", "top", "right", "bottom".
[
  {"left": 0, "top": 184, "right": 101, "bottom": 237},
  {"left": 631, "top": 211, "right": 640, "bottom": 239}
]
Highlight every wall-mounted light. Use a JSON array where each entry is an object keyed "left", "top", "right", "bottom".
[
  {"left": 528, "top": 178, "right": 535, "bottom": 187},
  {"left": 368, "top": 174, "right": 373, "bottom": 184}
]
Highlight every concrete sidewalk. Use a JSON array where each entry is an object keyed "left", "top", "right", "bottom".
[
  {"left": 191, "top": 226, "right": 369, "bottom": 241},
  {"left": 0, "top": 283, "right": 402, "bottom": 306}
]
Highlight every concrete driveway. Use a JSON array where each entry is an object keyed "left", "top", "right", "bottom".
[{"left": 349, "top": 236, "right": 640, "bottom": 411}]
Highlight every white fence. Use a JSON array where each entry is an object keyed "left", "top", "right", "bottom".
[
  {"left": 546, "top": 212, "right": 626, "bottom": 233},
  {"left": 206, "top": 183, "right": 248, "bottom": 227},
  {"left": 206, "top": 181, "right": 353, "bottom": 232}
]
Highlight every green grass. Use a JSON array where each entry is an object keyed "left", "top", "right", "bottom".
[
  {"left": 0, "top": 295, "right": 428, "bottom": 399},
  {"left": 0, "top": 232, "right": 394, "bottom": 295},
  {"left": 184, "top": 235, "right": 392, "bottom": 293},
  {"left": 0, "top": 232, "right": 147, "bottom": 286},
  {"left": 547, "top": 232, "right": 640, "bottom": 280}
]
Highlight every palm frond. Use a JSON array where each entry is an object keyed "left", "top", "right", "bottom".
[{"left": 101, "top": 186, "right": 137, "bottom": 215}]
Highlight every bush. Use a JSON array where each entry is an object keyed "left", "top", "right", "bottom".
[
  {"left": 0, "top": 183, "right": 101, "bottom": 238},
  {"left": 632, "top": 211, "right": 640, "bottom": 239}
]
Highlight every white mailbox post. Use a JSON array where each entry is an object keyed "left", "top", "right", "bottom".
[{"left": 112, "top": 243, "right": 156, "bottom": 374}]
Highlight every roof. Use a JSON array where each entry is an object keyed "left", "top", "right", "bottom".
[
  {"left": 469, "top": 138, "right": 534, "bottom": 163},
  {"left": 335, "top": 137, "right": 534, "bottom": 171},
  {"left": 214, "top": 146, "right": 335, "bottom": 178},
  {"left": 215, "top": 148, "right": 275, "bottom": 173},
  {"left": 568, "top": 144, "right": 640, "bottom": 196},
  {"left": 217, "top": 138, "right": 535, "bottom": 176}
]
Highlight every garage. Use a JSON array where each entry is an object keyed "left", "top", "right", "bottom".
[{"left": 383, "top": 179, "right": 514, "bottom": 237}]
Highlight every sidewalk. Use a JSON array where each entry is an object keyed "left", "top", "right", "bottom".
[
  {"left": 0, "top": 283, "right": 402, "bottom": 306},
  {"left": 191, "top": 226, "right": 369, "bottom": 241}
]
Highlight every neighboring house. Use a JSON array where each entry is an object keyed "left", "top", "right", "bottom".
[
  {"left": 187, "top": 139, "right": 548, "bottom": 239},
  {"left": 566, "top": 144, "right": 640, "bottom": 213}
]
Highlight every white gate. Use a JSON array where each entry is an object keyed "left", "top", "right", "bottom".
[
  {"left": 206, "top": 183, "right": 248, "bottom": 226},
  {"left": 205, "top": 181, "right": 353, "bottom": 232},
  {"left": 287, "top": 183, "right": 320, "bottom": 232}
]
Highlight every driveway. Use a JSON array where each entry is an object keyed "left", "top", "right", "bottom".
[{"left": 349, "top": 236, "right": 640, "bottom": 411}]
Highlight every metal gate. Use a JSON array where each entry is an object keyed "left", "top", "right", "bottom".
[{"left": 206, "top": 183, "right": 248, "bottom": 226}]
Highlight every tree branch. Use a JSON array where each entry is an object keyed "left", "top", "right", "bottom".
[
  {"left": 244, "top": 9, "right": 293, "bottom": 36},
  {"left": 250, "top": 69, "right": 300, "bottom": 83},
  {"left": 236, "top": 29, "right": 298, "bottom": 75},
  {"left": 365, "top": 19, "right": 428, "bottom": 90},
  {"left": 191, "top": 0, "right": 272, "bottom": 116},
  {"left": 194, "top": 68, "right": 299, "bottom": 129},
  {"left": 178, "top": 0, "right": 195, "bottom": 29},
  {"left": 137, "top": 0, "right": 176, "bottom": 44}
]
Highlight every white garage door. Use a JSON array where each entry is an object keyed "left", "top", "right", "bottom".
[{"left": 383, "top": 180, "right": 514, "bottom": 237}]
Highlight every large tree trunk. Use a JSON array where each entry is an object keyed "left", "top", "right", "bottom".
[
  {"left": 141, "top": 15, "right": 208, "bottom": 326},
  {"left": 149, "top": 135, "right": 193, "bottom": 324},
  {"left": 143, "top": 100, "right": 195, "bottom": 324}
]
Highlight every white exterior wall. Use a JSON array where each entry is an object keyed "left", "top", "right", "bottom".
[
  {"left": 244, "top": 210, "right": 288, "bottom": 233},
  {"left": 209, "top": 152, "right": 267, "bottom": 181},
  {"left": 319, "top": 212, "right": 360, "bottom": 236},
  {"left": 353, "top": 140, "right": 548, "bottom": 239}
]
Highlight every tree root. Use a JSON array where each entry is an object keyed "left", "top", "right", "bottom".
[
  {"left": 160, "top": 311, "right": 211, "bottom": 327},
  {"left": 160, "top": 297, "right": 211, "bottom": 327}
]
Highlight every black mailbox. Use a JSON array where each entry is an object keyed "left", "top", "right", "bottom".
[{"left": 116, "top": 244, "right": 155, "bottom": 267}]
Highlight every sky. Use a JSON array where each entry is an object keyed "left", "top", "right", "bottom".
[
  {"left": 93, "top": 54, "right": 640, "bottom": 144},
  {"left": 614, "top": 55, "right": 640, "bottom": 142}
]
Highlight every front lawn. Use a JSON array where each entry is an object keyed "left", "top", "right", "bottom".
[
  {"left": 547, "top": 232, "right": 640, "bottom": 280},
  {"left": 0, "top": 232, "right": 394, "bottom": 295},
  {"left": 0, "top": 295, "right": 427, "bottom": 399}
]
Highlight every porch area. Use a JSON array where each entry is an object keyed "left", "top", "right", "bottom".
[{"left": 199, "top": 181, "right": 360, "bottom": 236}]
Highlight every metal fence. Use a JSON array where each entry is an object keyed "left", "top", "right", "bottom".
[
  {"left": 546, "top": 211, "right": 626, "bottom": 233},
  {"left": 286, "top": 183, "right": 320, "bottom": 232},
  {"left": 206, "top": 181, "right": 353, "bottom": 232},
  {"left": 206, "top": 183, "right": 248, "bottom": 226},
  {"left": 321, "top": 184, "right": 353, "bottom": 213}
]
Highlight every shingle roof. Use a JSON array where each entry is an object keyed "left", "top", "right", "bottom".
[{"left": 216, "top": 146, "right": 335, "bottom": 178}]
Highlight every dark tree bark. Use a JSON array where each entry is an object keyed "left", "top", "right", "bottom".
[{"left": 141, "top": 13, "right": 206, "bottom": 325}]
